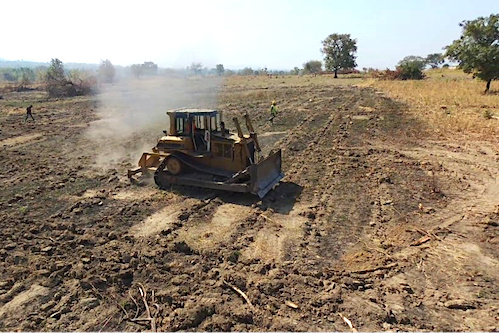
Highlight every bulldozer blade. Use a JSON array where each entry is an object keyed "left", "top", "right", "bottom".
[{"left": 249, "top": 149, "right": 284, "bottom": 198}]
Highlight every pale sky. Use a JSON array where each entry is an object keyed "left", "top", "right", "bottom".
[{"left": 1, "top": 0, "right": 497, "bottom": 70}]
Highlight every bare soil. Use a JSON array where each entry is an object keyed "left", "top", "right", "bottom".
[{"left": 0, "top": 78, "right": 498, "bottom": 331}]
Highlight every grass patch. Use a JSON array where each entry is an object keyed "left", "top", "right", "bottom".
[
  {"left": 19, "top": 206, "right": 29, "bottom": 215},
  {"left": 369, "top": 69, "right": 499, "bottom": 141}
]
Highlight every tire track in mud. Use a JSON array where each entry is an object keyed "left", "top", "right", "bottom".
[{"left": 271, "top": 88, "right": 376, "bottom": 264}]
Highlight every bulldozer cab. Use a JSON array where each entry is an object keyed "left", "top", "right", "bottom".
[{"left": 168, "top": 109, "right": 223, "bottom": 153}]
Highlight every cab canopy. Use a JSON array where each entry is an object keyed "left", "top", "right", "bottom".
[
  {"left": 167, "top": 108, "right": 219, "bottom": 118},
  {"left": 167, "top": 108, "right": 222, "bottom": 136}
]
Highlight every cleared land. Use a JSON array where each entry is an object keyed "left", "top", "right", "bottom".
[{"left": 0, "top": 73, "right": 498, "bottom": 331}]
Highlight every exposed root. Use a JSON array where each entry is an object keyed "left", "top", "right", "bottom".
[{"left": 120, "top": 284, "right": 158, "bottom": 331}]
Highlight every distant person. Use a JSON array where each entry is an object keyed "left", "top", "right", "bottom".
[
  {"left": 25, "top": 105, "right": 35, "bottom": 122},
  {"left": 269, "top": 100, "right": 278, "bottom": 124}
]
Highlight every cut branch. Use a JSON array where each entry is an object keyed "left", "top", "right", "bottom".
[
  {"left": 223, "top": 279, "right": 255, "bottom": 310},
  {"left": 339, "top": 313, "right": 358, "bottom": 332}
]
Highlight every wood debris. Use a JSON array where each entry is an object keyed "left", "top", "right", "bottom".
[
  {"left": 223, "top": 279, "right": 254, "bottom": 310},
  {"left": 339, "top": 313, "right": 358, "bottom": 332}
]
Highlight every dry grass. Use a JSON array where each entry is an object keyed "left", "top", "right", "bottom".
[
  {"left": 369, "top": 69, "right": 499, "bottom": 141},
  {"left": 222, "top": 72, "right": 499, "bottom": 142},
  {"left": 224, "top": 74, "right": 364, "bottom": 89},
  {"left": 4, "top": 71, "right": 497, "bottom": 142},
  {"left": 219, "top": 75, "right": 364, "bottom": 106}
]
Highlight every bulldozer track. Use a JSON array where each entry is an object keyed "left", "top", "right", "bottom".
[{"left": 153, "top": 156, "right": 169, "bottom": 189}]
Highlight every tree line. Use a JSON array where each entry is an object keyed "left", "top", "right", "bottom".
[
  {"left": 304, "top": 13, "right": 498, "bottom": 92},
  {"left": 1, "top": 13, "right": 496, "bottom": 94}
]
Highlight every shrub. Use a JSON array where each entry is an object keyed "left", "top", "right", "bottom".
[
  {"left": 483, "top": 109, "right": 494, "bottom": 119},
  {"left": 303, "top": 60, "right": 322, "bottom": 75},
  {"left": 396, "top": 62, "right": 426, "bottom": 80},
  {"left": 396, "top": 56, "right": 426, "bottom": 80},
  {"left": 368, "top": 63, "right": 426, "bottom": 81},
  {"left": 45, "top": 59, "right": 96, "bottom": 97},
  {"left": 98, "top": 59, "right": 116, "bottom": 83},
  {"left": 368, "top": 68, "right": 402, "bottom": 80}
]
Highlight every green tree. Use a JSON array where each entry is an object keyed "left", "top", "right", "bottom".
[
  {"left": 290, "top": 67, "right": 301, "bottom": 75},
  {"left": 321, "top": 33, "right": 357, "bottom": 78},
  {"left": 215, "top": 64, "right": 225, "bottom": 76},
  {"left": 396, "top": 56, "right": 426, "bottom": 80},
  {"left": 426, "top": 53, "right": 444, "bottom": 69},
  {"left": 45, "top": 58, "right": 68, "bottom": 97},
  {"left": 98, "top": 59, "right": 116, "bottom": 83},
  {"left": 398, "top": 55, "right": 427, "bottom": 69},
  {"left": 46, "top": 58, "right": 66, "bottom": 83},
  {"left": 45, "top": 59, "right": 95, "bottom": 97},
  {"left": 303, "top": 60, "right": 322, "bottom": 74},
  {"left": 445, "top": 13, "right": 499, "bottom": 93}
]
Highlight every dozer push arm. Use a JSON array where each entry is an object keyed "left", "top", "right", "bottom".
[
  {"left": 244, "top": 114, "right": 262, "bottom": 161},
  {"left": 233, "top": 117, "right": 253, "bottom": 164}
]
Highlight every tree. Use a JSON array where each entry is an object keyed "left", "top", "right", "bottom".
[
  {"left": 142, "top": 61, "right": 158, "bottom": 76},
  {"left": 99, "top": 59, "right": 116, "bottom": 83},
  {"left": 290, "top": 67, "right": 301, "bottom": 75},
  {"left": 398, "top": 55, "right": 427, "bottom": 69},
  {"left": 426, "top": 53, "right": 444, "bottom": 69},
  {"left": 130, "top": 62, "right": 157, "bottom": 78},
  {"left": 257, "top": 67, "right": 268, "bottom": 76},
  {"left": 45, "top": 58, "right": 95, "bottom": 97},
  {"left": 321, "top": 33, "right": 357, "bottom": 78},
  {"left": 240, "top": 67, "right": 254, "bottom": 76},
  {"left": 396, "top": 56, "right": 426, "bottom": 80},
  {"left": 46, "top": 58, "right": 66, "bottom": 84},
  {"left": 45, "top": 58, "right": 68, "bottom": 97},
  {"left": 67, "top": 69, "right": 97, "bottom": 95},
  {"left": 189, "top": 62, "right": 203, "bottom": 76},
  {"left": 130, "top": 64, "right": 143, "bottom": 78},
  {"left": 17, "top": 67, "right": 34, "bottom": 89},
  {"left": 445, "top": 13, "right": 499, "bottom": 93},
  {"left": 1, "top": 69, "right": 16, "bottom": 82},
  {"left": 303, "top": 60, "right": 322, "bottom": 75},
  {"left": 215, "top": 64, "right": 225, "bottom": 76}
]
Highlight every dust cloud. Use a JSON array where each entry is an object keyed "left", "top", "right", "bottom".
[{"left": 85, "top": 76, "right": 223, "bottom": 170}]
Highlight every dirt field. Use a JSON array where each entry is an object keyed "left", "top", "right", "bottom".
[{"left": 0, "top": 76, "right": 498, "bottom": 331}]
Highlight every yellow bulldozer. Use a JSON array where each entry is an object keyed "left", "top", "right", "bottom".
[{"left": 128, "top": 109, "right": 284, "bottom": 198}]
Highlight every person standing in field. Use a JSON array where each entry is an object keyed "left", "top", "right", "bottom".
[
  {"left": 25, "top": 105, "right": 35, "bottom": 122},
  {"left": 269, "top": 100, "right": 278, "bottom": 124}
]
